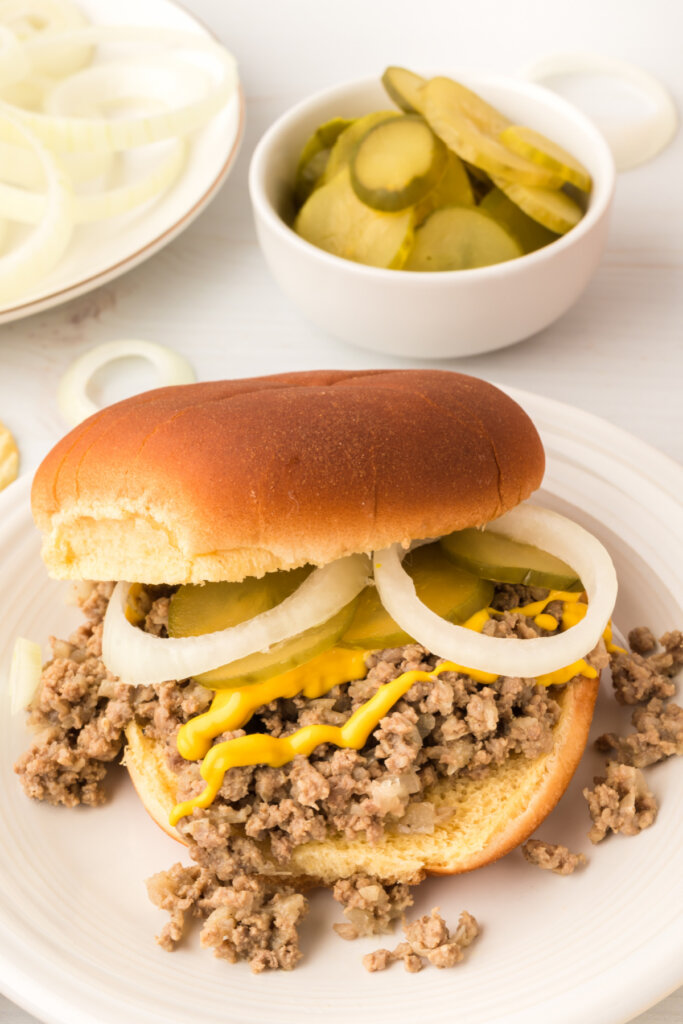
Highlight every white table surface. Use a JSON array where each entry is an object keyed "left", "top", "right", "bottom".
[{"left": 0, "top": 0, "right": 681, "bottom": 1021}]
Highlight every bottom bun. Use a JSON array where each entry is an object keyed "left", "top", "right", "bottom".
[{"left": 123, "top": 674, "right": 599, "bottom": 885}]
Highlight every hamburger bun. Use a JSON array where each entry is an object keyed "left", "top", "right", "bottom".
[
  {"left": 31, "top": 370, "right": 544, "bottom": 584},
  {"left": 123, "top": 674, "right": 599, "bottom": 884}
]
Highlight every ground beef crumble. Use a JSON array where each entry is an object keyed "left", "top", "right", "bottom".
[
  {"left": 596, "top": 699, "right": 683, "bottom": 768},
  {"left": 13, "top": 581, "right": 607, "bottom": 970},
  {"left": 583, "top": 762, "right": 658, "bottom": 843},
  {"left": 580, "top": 627, "right": 682, "bottom": 844},
  {"left": 13, "top": 583, "right": 134, "bottom": 807},
  {"left": 146, "top": 863, "right": 307, "bottom": 972},
  {"left": 363, "top": 908, "right": 479, "bottom": 973},
  {"left": 332, "top": 874, "right": 418, "bottom": 940},
  {"left": 594, "top": 628, "right": 683, "bottom": 770},
  {"left": 522, "top": 839, "right": 586, "bottom": 875}
]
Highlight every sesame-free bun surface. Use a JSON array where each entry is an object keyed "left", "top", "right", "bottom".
[
  {"left": 124, "top": 673, "right": 599, "bottom": 882},
  {"left": 32, "top": 370, "right": 545, "bottom": 583}
]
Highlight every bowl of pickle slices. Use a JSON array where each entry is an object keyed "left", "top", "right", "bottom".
[{"left": 249, "top": 67, "right": 615, "bottom": 358}]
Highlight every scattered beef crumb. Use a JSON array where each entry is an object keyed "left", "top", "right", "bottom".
[
  {"left": 363, "top": 908, "right": 479, "bottom": 973},
  {"left": 14, "top": 583, "right": 134, "bottom": 808},
  {"left": 363, "top": 947, "right": 395, "bottom": 972},
  {"left": 612, "top": 628, "right": 683, "bottom": 705},
  {"left": 332, "top": 873, "right": 418, "bottom": 940},
  {"left": 582, "top": 762, "right": 658, "bottom": 844},
  {"left": 521, "top": 839, "right": 587, "bottom": 875},
  {"left": 628, "top": 627, "right": 656, "bottom": 655},
  {"left": 596, "top": 699, "right": 683, "bottom": 768},
  {"left": 652, "top": 631, "right": 683, "bottom": 676},
  {"left": 610, "top": 649, "right": 675, "bottom": 706},
  {"left": 146, "top": 863, "right": 308, "bottom": 972}
]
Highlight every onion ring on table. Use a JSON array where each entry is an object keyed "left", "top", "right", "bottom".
[
  {"left": 57, "top": 339, "right": 197, "bottom": 428},
  {"left": 373, "top": 504, "right": 617, "bottom": 678},
  {"left": 102, "top": 555, "right": 372, "bottom": 687},
  {"left": 0, "top": 27, "right": 238, "bottom": 152},
  {"left": 518, "top": 53, "right": 677, "bottom": 170},
  {"left": 0, "top": 105, "right": 72, "bottom": 303}
]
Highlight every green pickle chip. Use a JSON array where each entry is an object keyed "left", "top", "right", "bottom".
[{"left": 289, "top": 67, "right": 590, "bottom": 270}]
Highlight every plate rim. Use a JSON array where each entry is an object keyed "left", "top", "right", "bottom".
[{"left": 0, "top": 0, "right": 245, "bottom": 326}]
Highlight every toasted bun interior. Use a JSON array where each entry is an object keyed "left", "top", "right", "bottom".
[
  {"left": 32, "top": 370, "right": 544, "bottom": 583},
  {"left": 123, "top": 674, "right": 598, "bottom": 884}
]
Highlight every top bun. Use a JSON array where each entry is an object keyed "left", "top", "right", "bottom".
[{"left": 32, "top": 370, "right": 545, "bottom": 583}]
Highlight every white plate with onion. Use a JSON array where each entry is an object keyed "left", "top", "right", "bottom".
[
  {"left": 0, "top": 388, "right": 681, "bottom": 1024},
  {"left": 0, "top": 0, "right": 243, "bottom": 324}
]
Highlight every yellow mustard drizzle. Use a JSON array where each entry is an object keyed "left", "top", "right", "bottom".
[
  {"left": 177, "top": 648, "right": 368, "bottom": 762},
  {"left": 170, "top": 587, "right": 614, "bottom": 825},
  {"left": 603, "top": 620, "right": 625, "bottom": 654},
  {"left": 170, "top": 661, "right": 462, "bottom": 826}
]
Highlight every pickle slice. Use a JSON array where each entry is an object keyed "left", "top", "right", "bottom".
[
  {"left": 341, "top": 543, "right": 493, "bottom": 650},
  {"left": 294, "top": 117, "right": 355, "bottom": 207},
  {"left": 168, "top": 567, "right": 311, "bottom": 638},
  {"left": 350, "top": 114, "right": 447, "bottom": 212},
  {"left": 295, "top": 166, "right": 413, "bottom": 268},
  {"left": 414, "top": 151, "right": 473, "bottom": 225},
  {"left": 480, "top": 187, "right": 559, "bottom": 253},
  {"left": 491, "top": 176, "right": 583, "bottom": 235},
  {"left": 440, "top": 528, "right": 581, "bottom": 590},
  {"left": 381, "top": 66, "right": 428, "bottom": 113},
  {"left": 501, "top": 124, "right": 592, "bottom": 193},
  {"left": 422, "top": 77, "right": 563, "bottom": 188},
  {"left": 435, "top": 78, "right": 510, "bottom": 137},
  {"left": 169, "top": 566, "right": 356, "bottom": 688},
  {"left": 404, "top": 205, "right": 522, "bottom": 272},
  {"left": 322, "top": 110, "right": 400, "bottom": 185},
  {"left": 194, "top": 600, "right": 358, "bottom": 688}
]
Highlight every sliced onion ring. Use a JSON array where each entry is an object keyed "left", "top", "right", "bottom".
[
  {"left": 0, "top": 0, "right": 93, "bottom": 78},
  {"left": 373, "top": 504, "right": 617, "bottom": 678},
  {"left": 0, "top": 25, "right": 30, "bottom": 90},
  {"left": 102, "top": 555, "right": 371, "bottom": 687},
  {"left": 43, "top": 57, "right": 215, "bottom": 120},
  {"left": 1, "top": 27, "right": 238, "bottom": 153},
  {"left": 518, "top": 53, "right": 677, "bottom": 171},
  {"left": 9, "top": 636, "right": 42, "bottom": 714},
  {"left": 0, "top": 137, "right": 186, "bottom": 224},
  {"left": 57, "top": 339, "right": 196, "bottom": 427},
  {"left": 0, "top": 140, "right": 111, "bottom": 188},
  {"left": 0, "top": 105, "right": 73, "bottom": 304}
]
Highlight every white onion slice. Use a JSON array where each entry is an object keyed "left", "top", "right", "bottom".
[
  {"left": 1, "top": 27, "right": 238, "bottom": 153},
  {"left": 373, "top": 504, "right": 617, "bottom": 678},
  {"left": 9, "top": 636, "right": 42, "bottom": 714},
  {"left": 0, "top": 140, "right": 111, "bottom": 188},
  {"left": 102, "top": 555, "right": 371, "bottom": 687},
  {"left": 0, "top": 106, "right": 73, "bottom": 303},
  {"left": 0, "top": 0, "right": 93, "bottom": 78},
  {"left": 57, "top": 339, "right": 196, "bottom": 427},
  {"left": 0, "top": 138, "right": 186, "bottom": 224},
  {"left": 518, "top": 53, "right": 677, "bottom": 170},
  {"left": 43, "top": 57, "right": 215, "bottom": 120},
  {"left": 0, "top": 25, "right": 30, "bottom": 90}
]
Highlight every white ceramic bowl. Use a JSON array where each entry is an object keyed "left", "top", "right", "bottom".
[{"left": 249, "top": 73, "right": 616, "bottom": 359}]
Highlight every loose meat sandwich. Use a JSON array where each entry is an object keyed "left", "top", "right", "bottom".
[{"left": 20, "top": 369, "right": 618, "bottom": 969}]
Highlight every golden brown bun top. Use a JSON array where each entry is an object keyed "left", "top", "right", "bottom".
[{"left": 32, "top": 370, "right": 545, "bottom": 583}]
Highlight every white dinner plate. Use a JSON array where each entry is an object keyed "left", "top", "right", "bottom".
[
  {"left": 0, "top": 0, "right": 243, "bottom": 324},
  {"left": 0, "top": 389, "right": 681, "bottom": 1024}
]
